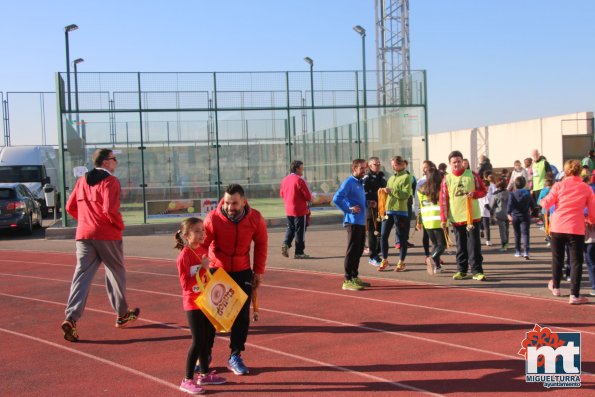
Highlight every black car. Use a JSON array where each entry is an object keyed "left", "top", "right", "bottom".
[{"left": 0, "top": 183, "right": 42, "bottom": 235}]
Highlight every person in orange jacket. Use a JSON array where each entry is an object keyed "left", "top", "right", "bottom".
[
  {"left": 202, "top": 183, "right": 268, "bottom": 375},
  {"left": 280, "top": 160, "right": 312, "bottom": 259},
  {"left": 61, "top": 148, "right": 139, "bottom": 342}
]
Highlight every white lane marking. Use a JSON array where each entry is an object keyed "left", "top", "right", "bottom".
[
  {"left": 262, "top": 283, "right": 595, "bottom": 336},
  {"left": 3, "top": 254, "right": 588, "bottom": 306},
  {"left": 0, "top": 249, "right": 561, "bottom": 299},
  {"left": 2, "top": 271, "right": 594, "bottom": 337},
  {"left": 0, "top": 327, "right": 181, "bottom": 392},
  {"left": 264, "top": 266, "right": 595, "bottom": 305},
  {"left": 0, "top": 292, "right": 443, "bottom": 396}
]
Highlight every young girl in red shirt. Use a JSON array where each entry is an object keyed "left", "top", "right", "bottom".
[{"left": 175, "top": 217, "right": 226, "bottom": 394}]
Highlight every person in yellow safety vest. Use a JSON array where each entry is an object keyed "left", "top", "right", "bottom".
[
  {"left": 416, "top": 168, "right": 446, "bottom": 275},
  {"left": 439, "top": 150, "right": 488, "bottom": 281},
  {"left": 581, "top": 149, "right": 595, "bottom": 173},
  {"left": 530, "top": 149, "right": 552, "bottom": 219}
]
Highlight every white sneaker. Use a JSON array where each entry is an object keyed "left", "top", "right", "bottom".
[{"left": 485, "top": 241, "right": 492, "bottom": 246}]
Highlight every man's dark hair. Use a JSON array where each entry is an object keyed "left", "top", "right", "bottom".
[
  {"left": 93, "top": 148, "right": 113, "bottom": 167},
  {"left": 225, "top": 183, "right": 245, "bottom": 197},
  {"left": 448, "top": 150, "right": 463, "bottom": 161},
  {"left": 290, "top": 160, "right": 304, "bottom": 174},
  {"left": 352, "top": 158, "right": 366, "bottom": 169},
  {"left": 391, "top": 155, "right": 405, "bottom": 165}
]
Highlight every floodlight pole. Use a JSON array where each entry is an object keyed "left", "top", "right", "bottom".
[
  {"left": 304, "top": 57, "right": 315, "bottom": 134},
  {"left": 73, "top": 58, "right": 84, "bottom": 136},
  {"left": 353, "top": 25, "right": 367, "bottom": 156},
  {"left": 64, "top": 24, "right": 78, "bottom": 114},
  {"left": 73, "top": 58, "right": 85, "bottom": 165}
]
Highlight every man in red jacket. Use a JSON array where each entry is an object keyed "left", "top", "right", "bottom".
[
  {"left": 61, "top": 149, "right": 139, "bottom": 342},
  {"left": 202, "top": 183, "right": 268, "bottom": 375},
  {"left": 280, "top": 160, "right": 312, "bottom": 259}
]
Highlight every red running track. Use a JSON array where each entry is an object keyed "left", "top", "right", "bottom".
[{"left": 0, "top": 250, "right": 593, "bottom": 396}]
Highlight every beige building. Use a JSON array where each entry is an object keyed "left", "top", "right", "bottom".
[{"left": 412, "top": 111, "right": 594, "bottom": 176}]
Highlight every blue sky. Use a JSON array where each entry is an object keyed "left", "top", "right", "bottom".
[{"left": 1, "top": 0, "right": 594, "bottom": 136}]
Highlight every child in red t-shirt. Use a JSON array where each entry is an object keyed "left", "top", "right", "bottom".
[{"left": 175, "top": 217, "right": 226, "bottom": 394}]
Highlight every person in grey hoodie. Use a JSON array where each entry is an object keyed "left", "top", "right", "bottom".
[{"left": 489, "top": 179, "right": 510, "bottom": 252}]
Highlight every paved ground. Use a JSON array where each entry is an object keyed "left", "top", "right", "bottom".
[{"left": 1, "top": 218, "right": 593, "bottom": 301}]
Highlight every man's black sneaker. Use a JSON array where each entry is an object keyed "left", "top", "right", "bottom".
[
  {"left": 61, "top": 319, "right": 78, "bottom": 342},
  {"left": 115, "top": 307, "right": 140, "bottom": 328}
]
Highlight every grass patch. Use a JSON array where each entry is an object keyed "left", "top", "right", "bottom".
[{"left": 121, "top": 197, "right": 340, "bottom": 225}]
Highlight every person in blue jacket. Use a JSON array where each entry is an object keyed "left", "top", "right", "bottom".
[
  {"left": 333, "top": 159, "right": 370, "bottom": 291},
  {"left": 507, "top": 176, "right": 536, "bottom": 259}
]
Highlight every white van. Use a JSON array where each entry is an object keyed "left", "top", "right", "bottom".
[{"left": 0, "top": 146, "right": 60, "bottom": 217}]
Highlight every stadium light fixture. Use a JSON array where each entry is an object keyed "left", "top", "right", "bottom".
[
  {"left": 64, "top": 24, "right": 79, "bottom": 113},
  {"left": 304, "top": 57, "right": 315, "bottom": 133}
]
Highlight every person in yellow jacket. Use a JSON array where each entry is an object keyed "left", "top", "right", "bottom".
[
  {"left": 416, "top": 168, "right": 446, "bottom": 275},
  {"left": 439, "top": 150, "right": 488, "bottom": 281},
  {"left": 378, "top": 156, "right": 413, "bottom": 271}
]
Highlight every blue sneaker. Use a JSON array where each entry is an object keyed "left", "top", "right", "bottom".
[
  {"left": 227, "top": 354, "right": 249, "bottom": 375},
  {"left": 368, "top": 258, "right": 381, "bottom": 267}
]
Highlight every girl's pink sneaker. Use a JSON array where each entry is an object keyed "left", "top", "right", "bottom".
[
  {"left": 548, "top": 280, "right": 561, "bottom": 296},
  {"left": 198, "top": 370, "right": 227, "bottom": 385},
  {"left": 569, "top": 295, "right": 588, "bottom": 305},
  {"left": 179, "top": 378, "right": 204, "bottom": 395}
]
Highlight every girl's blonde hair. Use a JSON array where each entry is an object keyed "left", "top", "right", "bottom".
[
  {"left": 174, "top": 217, "right": 203, "bottom": 250},
  {"left": 563, "top": 159, "right": 582, "bottom": 177}
]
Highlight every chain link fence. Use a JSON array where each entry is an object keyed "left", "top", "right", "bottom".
[{"left": 48, "top": 70, "right": 426, "bottom": 224}]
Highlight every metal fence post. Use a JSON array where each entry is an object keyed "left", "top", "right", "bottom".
[
  {"left": 213, "top": 72, "right": 222, "bottom": 200},
  {"left": 285, "top": 71, "right": 292, "bottom": 167},
  {"left": 137, "top": 73, "right": 147, "bottom": 224},
  {"left": 423, "top": 70, "right": 429, "bottom": 161},
  {"left": 355, "top": 71, "right": 361, "bottom": 159},
  {"left": 55, "top": 74, "right": 68, "bottom": 226}
]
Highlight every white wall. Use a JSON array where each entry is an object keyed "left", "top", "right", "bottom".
[{"left": 412, "top": 111, "right": 593, "bottom": 176}]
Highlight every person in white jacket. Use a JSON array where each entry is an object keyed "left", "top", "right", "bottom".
[
  {"left": 507, "top": 160, "right": 529, "bottom": 191},
  {"left": 479, "top": 195, "right": 492, "bottom": 246}
]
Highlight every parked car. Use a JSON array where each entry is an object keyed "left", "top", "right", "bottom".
[
  {"left": 0, "top": 183, "right": 42, "bottom": 235},
  {"left": 0, "top": 146, "right": 60, "bottom": 217}
]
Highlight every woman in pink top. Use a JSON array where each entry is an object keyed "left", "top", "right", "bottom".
[{"left": 540, "top": 160, "right": 595, "bottom": 304}]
